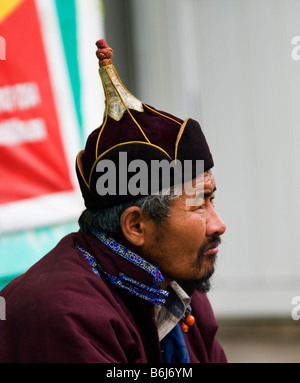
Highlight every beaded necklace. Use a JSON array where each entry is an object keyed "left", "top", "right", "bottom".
[{"left": 180, "top": 305, "right": 195, "bottom": 332}]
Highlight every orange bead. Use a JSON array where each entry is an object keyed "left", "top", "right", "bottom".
[
  {"left": 185, "top": 315, "right": 195, "bottom": 326},
  {"left": 181, "top": 323, "right": 189, "bottom": 332}
]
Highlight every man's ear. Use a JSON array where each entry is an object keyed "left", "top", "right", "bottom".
[{"left": 120, "top": 206, "right": 147, "bottom": 247}]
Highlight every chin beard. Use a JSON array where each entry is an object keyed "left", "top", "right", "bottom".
[
  {"left": 179, "top": 234, "right": 220, "bottom": 295},
  {"left": 178, "top": 268, "right": 215, "bottom": 295}
]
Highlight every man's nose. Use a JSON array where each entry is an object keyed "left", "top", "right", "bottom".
[{"left": 206, "top": 208, "right": 226, "bottom": 237}]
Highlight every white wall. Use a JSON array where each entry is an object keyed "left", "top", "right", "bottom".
[{"left": 130, "top": 0, "right": 300, "bottom": 318}]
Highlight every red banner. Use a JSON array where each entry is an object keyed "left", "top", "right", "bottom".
[{"left": 0, "top": 0, "right": 74, "bottom": 205}]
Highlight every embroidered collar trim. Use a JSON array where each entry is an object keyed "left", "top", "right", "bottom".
[
  {"left": 75, "top": 231, "right": 169, "bottom": 306},
  {"left": 92, "top": 230, "right": 165, "bottom": 289}
]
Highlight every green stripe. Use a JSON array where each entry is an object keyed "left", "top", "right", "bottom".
[
  {"left": 0, "top": 273, "right": 20, "bottom": 291},
  {"left": 0, "top": 221, "right": 79, "bottom": 290},
  {"left": 54, "top": 0, "right": 84, "bottom": 144}
]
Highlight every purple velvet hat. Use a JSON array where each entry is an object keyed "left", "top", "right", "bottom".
[{"left": 76, "top": 40, "right": 213, "bottom": 210}]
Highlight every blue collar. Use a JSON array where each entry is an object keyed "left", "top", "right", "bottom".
[{"left": 75, "top": 230, "right": 169, "bottom": 306}]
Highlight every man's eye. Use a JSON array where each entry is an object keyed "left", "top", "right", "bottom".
[{"left": 209, "top": 197, "right": 215, "bottom": 207}]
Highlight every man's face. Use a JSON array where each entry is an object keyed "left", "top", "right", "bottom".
[{"left": 141, "top": 171, "right": 226, "bottom": 289}]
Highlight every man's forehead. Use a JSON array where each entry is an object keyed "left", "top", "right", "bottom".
[{"left": 187, "top": 170, "right": 215, "bottom": 193}]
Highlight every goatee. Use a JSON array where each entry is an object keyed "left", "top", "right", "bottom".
[
  {"left": 179, "top": 234, "right": 221, "bottom": 295},
  {"left": 179, "top": 268, "right": 214, "bottom": 295}
]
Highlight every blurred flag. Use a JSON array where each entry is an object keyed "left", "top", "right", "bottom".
[
  {"left": 0, "top": 0, "right": 74, "bottom": 205},
  {"left": 0, "top": 0, "right": 104, "bottom": 233},
  {"left": 0, "top": 0, "right": 104, "bottom": 287}
]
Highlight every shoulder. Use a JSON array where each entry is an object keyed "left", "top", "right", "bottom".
[
  {"left": 3, "top": 232, "right": 127, "bottom": 321},
  {"left": 1, "top": 233, "right": 144, "bottom": 362}
]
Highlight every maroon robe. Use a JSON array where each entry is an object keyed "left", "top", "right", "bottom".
[{"left": 0, "top": 230, "right": 227, "bottom": 363}]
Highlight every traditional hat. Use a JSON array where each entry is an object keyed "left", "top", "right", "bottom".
[{"left": 76, "top": 39, "right": 213, "bottom": 210}]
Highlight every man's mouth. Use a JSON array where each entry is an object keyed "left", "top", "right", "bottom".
[
  {"left": 203, "top": 239, "right": 220, "bottom": 257},
  {"left": 203, "top": 247, "right": 218, "bottom": 257}
]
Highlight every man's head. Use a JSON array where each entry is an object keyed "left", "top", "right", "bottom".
[{"left": 79, "top": 170, "right": 226, "bottom": 291}]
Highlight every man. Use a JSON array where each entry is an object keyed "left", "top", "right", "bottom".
[{"left": 0, "top": 40, "right": 226, "bottom": 363}]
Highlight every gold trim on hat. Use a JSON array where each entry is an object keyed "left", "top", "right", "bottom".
[
  {"left": 174, "top": 118, "right": 190, "bottom": 161},
  {"left": 95, "top": 64, "right": 150, "bottom": 159},
  {"left": 88, "top": 141, "right": 173, "bottom": 188}
]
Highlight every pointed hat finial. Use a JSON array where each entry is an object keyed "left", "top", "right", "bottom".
[
  {"left": 96, "top": 39, "right": 113, "bottom": 67},
  {"left": 95, "top": 39, "right": 143, "bottom": 121}
]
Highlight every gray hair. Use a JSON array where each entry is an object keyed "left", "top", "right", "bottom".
[{"left": 78, "top": 191, "right": 180, "bottom": 237}]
